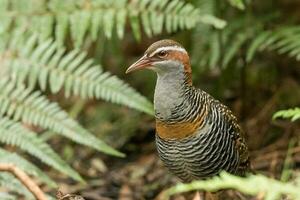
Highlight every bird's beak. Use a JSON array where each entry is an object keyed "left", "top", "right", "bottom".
[{"left": 126, "top": 55, "right": 153, "bottom": 74}]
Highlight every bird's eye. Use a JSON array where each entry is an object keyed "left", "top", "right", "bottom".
[{"left": 157, "top": 50, "right": 167, "bottom": 57}]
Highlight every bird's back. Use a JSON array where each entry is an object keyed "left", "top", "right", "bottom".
[{"left": 155, "top": 87, "right": 250, "bottom": 182}]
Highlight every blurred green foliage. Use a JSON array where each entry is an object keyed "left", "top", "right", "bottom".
[
  {"left": 165, "top": 171, "right": 300, "bottom": 200},
  {"left": 273, "top": 107, "right": 300, "bottom": 122},
  {"left": 0, "top": 0, "right": 299, "bottom": 199}
]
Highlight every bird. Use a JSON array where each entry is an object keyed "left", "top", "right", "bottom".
[{"left": 126, "top": 39, "right": 250, "bottom": 185}]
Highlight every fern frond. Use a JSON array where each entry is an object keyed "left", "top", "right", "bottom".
[
  {"left": 0, "top": 79, "right": 124, "bottom": 157},
  {"left": 197, "top": 15, "right": 226, "bottom": 30},
  {"left": 222, "top": 33, "right": 247, "bottom": 67},
  {"left": 0, "top": 148, "right": 56, "bottom": 187},
  {"left": 192, "top": 17, "right": 252, "bottom": 70},
  {"left": 0, "top": 0, "right": 225, "bottom": 46},
  {"left": 2, "top": 34, "right": 154, "bottom": 115},
  {"left": 165, "top": 172, "right": 300, "bottom": 199},
  {"left": 190, "top": 0, "right": 218, "bottom": 71},
  {"left": 192, "top": 13, "right": 264, "bottom": 71},
  {"left": 0, "top": 117, "right": 83, "bottom": 182},
  {"left": 273, "top": 107, "right": 300, "bottom": 122},
  {"left": 227, "top": 0, "right": 245, "bottom": 10},
  {"left": 247, "top": 26, "right": 300, "bottom": 62},
  {"left": 246, "top": 31, "right": 271, "bottom": 62}
]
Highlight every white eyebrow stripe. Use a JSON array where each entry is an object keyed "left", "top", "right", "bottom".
[{"left": 149, "top": 46, "right": 187, "bottom": 57}]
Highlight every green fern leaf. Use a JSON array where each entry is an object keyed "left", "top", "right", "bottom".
[
  {"left": 0, "top": 117, "right": 83, "bottom": 182},
  {"left": 141, "top": 12, "right": 152, "bottom": 37},
  {"left": 247, "top": 26, "right": 300, "bottom": 61},
  {"left": 209, "top": 33, "right": 221, "bottom": 68},
  {"left": 273, "top": 107, "right": 300, "bottom": 122},
  {"left": 228, "top": 0, "right": 245, "bottom": 10},
  {"left": 70, "top": 11, "right": 91, "bottom": 47},
  {"left": 198, "top": 15, "right": 227, "bottom": 29},
  {"left": 116, "top": 9, "right": 127, "bottom": 39},
  {"left": 54, "top": 13, "right": 69, "bottom": 47},
  {"left": 222, "top": 33, "right": 247, "bottom": 67},
  {"left": 0, "top": 0, "right": 225, "bottom": 46},
  {"left": 0, "top": 79, "right": 124, "bottom": 157},
  {"left": 165, "top": 172, "right": 300, "bottom": 199},
  {"left": 246, "top": 31, "right": 271, "bottom": 62},
  {"left": 3, "top": 35, "right": 154, "bottom": 115},
  {"left": 129, "top": 12, "right": 142, "bottom": 41},
  {"left": 0, "top": 148, "right": 56, "bottom": 187},
  {"left": 103, "top": 9, "right": 115, "bottom": 39}
]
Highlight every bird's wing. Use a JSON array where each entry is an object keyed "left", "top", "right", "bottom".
[{"left": 200, "top": 90, "right": 250, "bottom": 174}]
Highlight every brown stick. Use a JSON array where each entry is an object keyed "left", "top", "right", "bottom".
[{"left": 0, "top": 163, "right": 47, "bottom": 200}]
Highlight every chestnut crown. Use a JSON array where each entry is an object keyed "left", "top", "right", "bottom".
[{"left": 126, "top": 39, "right": 192, "bottom": 78}]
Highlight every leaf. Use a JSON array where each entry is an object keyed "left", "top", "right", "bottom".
[
  {"left": 0, "top": 117, "right": 83, "bottom": 182},
  {"left": 273, "top": 107, "right": 300, "bottom": 122},
  {"left": 247, "top": 26, "right": 300, "bottom": 61},
  {"left": 1, "top": 0, "right": 225, "bottom": 46},
  {"left": 0, "top": 148, "right": 57, "bottom": 187},
  {"left": 222, "top": 33, "right": 247, "bottom": 67},
  {"left": 198, "top": 15, "right": 227, "bottom": 29},
  {"left": 165, "top": 172, "right": 300, "bottom": 199},
  {"left": 3, "top": 36, "right": 154, "bottom": 115},
  {"left": 0, "top": 79, "right": 124, "bottom": 157},
  {"left": 246, "top": 31, "right": 271, "bottom": 62},
  {"left": 228, "top": 0, "right": 245, "bottom": 10}
]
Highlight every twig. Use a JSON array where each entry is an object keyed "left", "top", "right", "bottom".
[
  {"left": 56, "top": 189, "right": 85, "bottom": 200},
  {"left": 0, "top": 163, "right": 47, "bottom": 200}
]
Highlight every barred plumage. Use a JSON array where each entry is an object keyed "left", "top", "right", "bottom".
[
  {"left": 126, "top": 39, "right": 250, "bottom": 183},
  {"left": 155, "top": 86, "right": 249, "bottom": 182}
]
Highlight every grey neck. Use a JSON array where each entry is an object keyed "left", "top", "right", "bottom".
[{"left": 154, "top": 69, "right": 189, "bottom": 121}]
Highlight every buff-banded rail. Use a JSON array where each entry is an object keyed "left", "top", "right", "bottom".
[{"left": 126, "top": 40, "right": 250, "bottom": 196}]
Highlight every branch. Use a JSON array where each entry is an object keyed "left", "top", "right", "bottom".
[
  {"left": 0, "top": 163, "right": 47, "bottom": 200},
  {"left": 56, "top": 190, "right": 85, "bottom": 200}
]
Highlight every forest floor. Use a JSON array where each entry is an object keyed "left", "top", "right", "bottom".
[{"left": 51, "top": 124, "right": 300, "bottom": 199}]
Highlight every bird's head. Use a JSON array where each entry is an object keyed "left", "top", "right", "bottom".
[{"left": 126, "top": 39, "right": 192, "bottom": 84}]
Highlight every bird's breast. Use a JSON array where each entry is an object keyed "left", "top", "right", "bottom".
[
  {"left": 155, "top": 121, "right": 240, "bottom": 181},
  {"left": 155, "top": 119, "right": 205, "bottom": 140}
]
